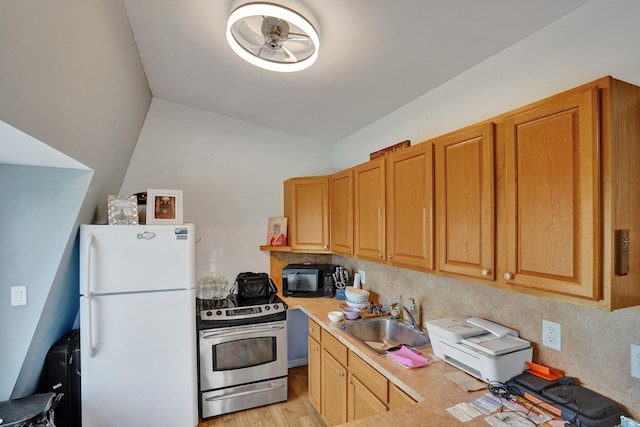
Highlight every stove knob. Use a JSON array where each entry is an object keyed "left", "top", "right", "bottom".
[
  {"left": 206, "top": 311, "right": 212, "bottom": 317},
  {"left": 265, "top": 305, "right": 271, "bottom": 311},
  {"left": 216, "top": 310, "right": 222, "bottom": 316},
  {"left": 274, "top": 304, "right": 279, "bottom": 310}
]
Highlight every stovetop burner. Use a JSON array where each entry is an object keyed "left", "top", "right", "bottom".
[{"left": 197, "top": 294, "right": 287, "bottom": 328}]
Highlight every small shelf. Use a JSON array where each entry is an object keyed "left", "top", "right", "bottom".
[{"left": 259, "top": 245, "right": 292, "bottom": 252}]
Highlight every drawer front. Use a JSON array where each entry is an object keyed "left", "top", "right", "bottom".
[
  {"left": 349, "top": 351, "right": 388, "bottom": 402},
  {"left": 321, "top": 329, "right": 348, "bottom": 366},
  {"left": 308, "top": 318, "right": 321, "bottom": 342}
]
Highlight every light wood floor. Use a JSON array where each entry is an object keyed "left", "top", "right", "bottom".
[{"left": 198, "top": 366, "right": 326, "bottom": 427}]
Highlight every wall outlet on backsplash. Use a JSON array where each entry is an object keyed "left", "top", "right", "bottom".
[
  {"left": 542, "top": 319, "right": 561, "bottom": 351},
  {"left": 357, "top": 269, "right": 365, "bottom": 285},
  {"left": 631, "top": 344, "right": 640, "bottom": 379}
]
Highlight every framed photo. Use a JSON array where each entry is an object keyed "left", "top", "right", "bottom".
[
  {"left": 107, "top": 195, "right": 139, "bottom": 225},
  {"left": 267, "top": 217, "right": 288, "bottom": 246},
  {"left": 146, "top": 189, "right": 183, "bottom": 225}
]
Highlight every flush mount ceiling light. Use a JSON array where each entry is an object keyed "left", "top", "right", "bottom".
[{"left": 226, "top": 3, "right": 319, "bottom": 72}]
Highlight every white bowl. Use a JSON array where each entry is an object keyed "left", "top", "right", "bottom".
[
  {"left": 345, "top": 292, "right": 369, "bottom": 302},
  {"left": 345, "top": 299, "right": 369, "bottom": 309},
  {"left": 328, "top": 311, "right": 344, "bottom": 323},
  {"left": 345, "top": 286, "right": 370, "bottom": 298}
]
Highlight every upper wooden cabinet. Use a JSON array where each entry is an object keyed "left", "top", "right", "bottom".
[
  {"left": 503, "top": 87, "right": 599, "bottom": 299},
  {"left": 386, "top": 143, "right": 435, "bottom": 270},
  {"left": 435, "top": 123, "right": 495, "bottom": 280},
  {"left": 331, "top": 169, "right": 354, "bottom": 256},
  {"left": 500, "top": 77, "right": 640, "bottom": 310},
  {"left": 281, "top": 76, "right": 640, "bottom": 310},
  {"left": 284, "top": 176, "right": 330, "bottom": 253},
  {"left": 354, "top": 159, "right": 386, "bottom": 262}
]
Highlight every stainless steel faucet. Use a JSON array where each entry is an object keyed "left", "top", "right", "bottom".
[{"left": 391, "top": 302, "right": 418, "bottom": 329}]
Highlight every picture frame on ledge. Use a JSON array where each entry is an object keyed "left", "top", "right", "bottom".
[
  {"left": 107, "top": 195, "right": 139, "bottom": 225},
  {"left": 267, "top": 217, "right": 288, "bottom": 246},
  {"left": 146, "top": 189, "right": 183, "bottom": 225}
]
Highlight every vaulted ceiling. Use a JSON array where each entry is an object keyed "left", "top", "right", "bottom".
[{"left": 122, "top": 0, "right": 590, "bottom": 143}]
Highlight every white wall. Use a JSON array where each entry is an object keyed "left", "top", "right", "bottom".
[
  {"left": 0, "top": 0, "right": 151, "bottom": 224},
  {"left": 120, "top": 99, "right": 333, "bottom": 284},
  {"left": 332, "top": 0, "right": 640, "bottom": 168}
]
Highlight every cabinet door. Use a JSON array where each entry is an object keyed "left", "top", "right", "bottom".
[
  {"left": 321, "top": 352, "right": 347, "bottom": 426},
  {"left": 386, "top": 143, "right": 435, "bottom": 270},
  {"left": 354, "top": 159, "right": 386, "bottom": 262},
  {"left": 284, "top": 176, "right": 330, "bottom": 252},
  {"left": 331, "top": 169, "right": 354, "bottom": 256},
  {"left": 308, "top": 335, "right": 322, "bottom": 413},
  {"left": 435, "top": 123, "right": 495, "bottom": 279},
  {"left": 389, "top": 384, "right": 417, "bottom": 410},
  {"left": 504, "top": 88, "right": 600, "bottom": 299},
  {"left": 347, "top": 374, "right": 387, "bottom": 422}
]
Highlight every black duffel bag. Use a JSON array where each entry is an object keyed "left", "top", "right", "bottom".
[
  {"left": 234, "top": 272, "right": 277, "bottom": 299},
  {"left": 506, "top": 372, "right": 627, "bottom": 427}
]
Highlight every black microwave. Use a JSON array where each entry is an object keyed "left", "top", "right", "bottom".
[{"left": 282, "top": 263, "right": 335, "bottom": 298}]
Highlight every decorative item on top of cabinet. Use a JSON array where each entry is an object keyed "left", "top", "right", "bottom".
[
  {"left": 435, "top": 122, "right": 495, "bottom": 280},
  {"left": 369, "top": 139, "right": 411, "bottom": 160},
  {"left": 386, "top": 142, "right": 435, "bottom": 270},
  {"left": 284, "top": 176, "right": 330, "bottom": 253},
  {"left": 354, "top": 158, "right": 386, "bottom": 262},
  {"left": 331, "top": 169, "right": 354, "bottom": 256}
]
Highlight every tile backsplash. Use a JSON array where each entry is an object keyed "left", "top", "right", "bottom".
[{"left": 334, "top": 256, "right": 640, "bottom": 417}]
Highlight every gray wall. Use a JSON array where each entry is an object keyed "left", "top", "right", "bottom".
[{"left": 0, "top": 0, "right": 150, "bottom": 399}]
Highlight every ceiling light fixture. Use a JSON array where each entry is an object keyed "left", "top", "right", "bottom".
[{"left": 226, "top": 3, "right": 319, "bottom": 73}]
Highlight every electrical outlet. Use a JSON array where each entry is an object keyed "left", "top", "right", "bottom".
[
  {"left": 358, "top": 269, "right": 365, "bottom": 285},
  {"left": 632, "top": 344, "right": 640, "bottom": 379},
  {"left": 542, "top": 319, "right": 561, "bottom": 351}
]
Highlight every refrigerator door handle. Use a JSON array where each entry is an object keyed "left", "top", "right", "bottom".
[
  {"left": 84, "top": 233, "right": 95, "bottom": 295},
  {"left": 85, "top": 297, "right": 95, "bottom": 358},
  {"left": 85, "top": 233, "right": 96, "bottom": 358}
]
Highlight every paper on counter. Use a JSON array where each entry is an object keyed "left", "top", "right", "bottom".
[
  {"left": 445, "top": 370, "right": 486, "bottom": 392},
  {"left": 485, "top": 412, "right": 534, "bottom": 427},
  {"left": 446, "top": 402, "right": 482, "bottom": 422}
]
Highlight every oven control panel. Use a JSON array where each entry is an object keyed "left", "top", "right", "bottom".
[{"left": 200, "top": 303, "right": 286, "bottom": 321}]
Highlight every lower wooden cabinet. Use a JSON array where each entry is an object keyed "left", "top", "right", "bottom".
[
  {"left": 347, "top": 352, "right": 388, "bottom": 421},
  {"left": 307, "top": 334, "right": 322, "bottom": 413},
  {"left": 307, "top": 319, "right": 418, "bottom": 426},
  {"left": 389, "top": 384, "right": 418, "bottom": 410},
  {"left": 348, "top": 374, "right": 387, "bottom": 420},
  {"left": 321, "top": 350, "right": 348, "bottom": 425}
]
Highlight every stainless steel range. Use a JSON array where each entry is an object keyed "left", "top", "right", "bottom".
[{"left": 197, "top": 293, "right": 288, "bottom": 419}]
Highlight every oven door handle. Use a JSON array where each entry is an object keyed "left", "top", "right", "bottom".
[
  {"left": 204, "top": 383, "right": 286, "bottom": 402},
  {"left": 201, "top": 325, "right": 285, "bottom": 340}
]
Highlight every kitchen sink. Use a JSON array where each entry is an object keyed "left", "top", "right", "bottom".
[{"left": 338, "top": 317, "right": 430, "bottom": 355}]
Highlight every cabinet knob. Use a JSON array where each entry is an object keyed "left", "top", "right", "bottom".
[
  {"left": 379, "top": 253, "right": 383, "bottom": 259},
  {"left": 481, "top": 269, "right": 491, "bottom": 277},
  {"left": 504, "top": 272, "right": 514, "bottom": 280},
  {"left": 339, "top": 372, "right": 345, "bottom": 378},
  {"left": 389, "top": 255, "right": 393, "bottom": 260},
  {"left": 323, "top": 245, "right": 328, "bottom": 249}
]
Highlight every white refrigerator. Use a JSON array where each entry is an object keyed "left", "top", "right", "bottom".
[{"left": 79, "top": 224, "right": 198, "bottom": 427}]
